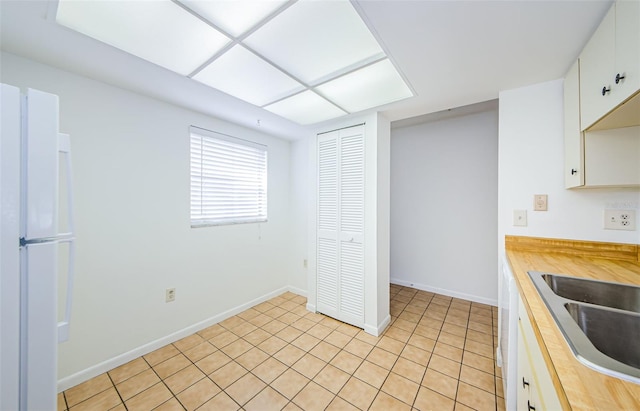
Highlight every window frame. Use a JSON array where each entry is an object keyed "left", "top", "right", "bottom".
[{"left": 189, "top": 126, "right": 268, "bottom": 227}]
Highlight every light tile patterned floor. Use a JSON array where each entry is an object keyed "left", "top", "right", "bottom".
[{"left": 58, "top": 285, "right": 505, "bottom": 411}]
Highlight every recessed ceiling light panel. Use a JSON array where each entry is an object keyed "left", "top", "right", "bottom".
[
  {"left": 56, "top": 0, "right": 230, "bottom": 76},
  {"left": 244, "top": 0, "right": 383, "bottom": 84},
  {"left": 178, "top": 0, "right": 288, "bottom": 38},
  {"left": 264, "top": 91, "right": 346, "bottom": 125},
  {"left": 316, "top": 59, "right": 413, "bottom": 113},
  {"left": 193, "top": 45, "right": 304, "bottom": 107}
]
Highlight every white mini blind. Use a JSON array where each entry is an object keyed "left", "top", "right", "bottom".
[{"left": 190, "top": 126, "right": 267, "bottom": 226}]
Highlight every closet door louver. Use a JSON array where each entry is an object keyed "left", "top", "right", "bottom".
[
  {"left": 316, "top": 125, "right": 365, "bottom": 327},
  {"left": 317, "top": 134, "right": 339, "bottom": 317},
  {"left": 338, "top": 129, "right": 364, "bottom": 324}
]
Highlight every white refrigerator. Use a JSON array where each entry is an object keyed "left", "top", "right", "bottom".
[{"left": 1, "top": 84, "right": 75, "bottom": 411}]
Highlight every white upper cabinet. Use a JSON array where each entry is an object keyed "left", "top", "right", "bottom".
[
  {"left": 579, "top": 5, "right": 615, "bottom": 130},
  {"left": 564, "top": 0, "right": 640, "bottom": 189},
  {"left": 564, "top": 60, "right": 584, "bottom": 188},
  {"left": 613, "top": 0, "right": 640, "bottom": 108},
  {"left": 579, "top": 1, "right": 640, "bottom": 130}
]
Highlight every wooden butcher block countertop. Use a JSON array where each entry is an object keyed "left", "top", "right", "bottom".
[{"left": 505, "top": 236, "right": 640, "bottom": 410}]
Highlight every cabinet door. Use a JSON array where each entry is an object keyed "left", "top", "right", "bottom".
[
  {"left": 613, "top": 0, "right": 640, "bottom": 105},
  {"left": 564, "top": 60, "right": 584, "bottom": 188},
  {"left": 580, "top": 4, "right": 616, "bottom": 130},
  {"left": 517, "top": 299, "right": 563, "bottom": 411},
  {"left": 517, "top": 320, "right": 532, "bottom": 411}
]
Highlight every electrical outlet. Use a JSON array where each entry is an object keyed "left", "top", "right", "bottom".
[
  {"left": 534, "top": 194, "right": 548, "bottom": 211},
  {"left": 165, "top": 288, "right": 176, "bottom": 302},
  {"left": 513, "top": 210, "right": 527, "bottom": 227},
  {"left": 603, "top": 209, "right": 636, "bottom": 231}
]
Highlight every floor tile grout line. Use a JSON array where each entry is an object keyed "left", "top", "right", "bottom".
[
  {"left": 407, "top": 298, "right": 435, "bottom": 408},
  {"left": 405, "top": 294, "right": 438, "bottom": 408},
  {"left": 451, "top": 300, "right": 470, "bottom": 409},
  {"left": 62, "top": 287, "right": 504, "bottom": 411},
  {"left": 142, "top": 349, "right": 191, "bottom": 410},
  {"left": 62, "top": 391, "right": 70, "bottom": 411},
  {"left": 105, "top": 370, "right": 129, "bottom": 411},
  {"left": 219, "top": 305, "right": 350, "bottom": 408},
  {"left": 493, "top": 308, "right": 500, "bottom": 411},
  {"left": 63, "top": 374, "right": 118, "bottom": 410},
  {"left": 150, "top": 332, "right": 256, "bottom": 409},
  {"left": 197, "top": 301, "right": 307, "bottom": 409}
]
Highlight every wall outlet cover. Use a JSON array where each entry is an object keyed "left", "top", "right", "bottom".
[
  {"left": 534, "top": 194, "right": 548, "bottom": 211},
  {"left": 603, "top": 209, "right": 636, "bottom": 231},
  {"left": 165, "top": 288, "right": 176, "bottom": 303}
]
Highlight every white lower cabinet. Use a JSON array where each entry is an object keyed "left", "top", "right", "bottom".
[{"left": 517, "top": 299, "right": 562, "bottom": 411}]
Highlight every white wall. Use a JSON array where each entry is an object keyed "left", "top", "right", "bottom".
[
  {"left": 498, "top": 79, "right": 640, "bottom": 258},
  {"left": 375, "top": 115, "right": 391, "bottom": 328},
  {"left": 390, "top": 109, "right": 499, "bottom": 305},
  {"left": 1, "top": 52, "right": 295, "bottom": 386},
  {"left": 289, "top": 138, "right": 309, "bottom": 292}
]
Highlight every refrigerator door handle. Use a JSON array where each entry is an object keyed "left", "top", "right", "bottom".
[
  {"left": 57, "top": 133, "right": 75, "bottom": 343},
  {"left": 57, "top": 238, "right": 74, "bottom": 343},
  {"left": 57, "top": 133, "right": 74, "bottom": 236}
]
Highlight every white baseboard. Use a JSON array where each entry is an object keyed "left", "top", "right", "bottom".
[
  {"left": 364, "top": 314, "right": 391, "bottom": 337},
  {"left": 390, "top": 277, "right": 498, "bottom": 307},
  {"left": 58, "top": 286, "right": 306, "bottom": 392},
  {"left": 287, "top": 285, "right": 307, "bottom": 298}
]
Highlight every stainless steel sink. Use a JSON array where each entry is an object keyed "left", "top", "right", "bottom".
[
  {"left": 541, "top": 274, "right": 640, "bottom": 313},
  {"left": 528, "top": 271, "right": 640, "bottom": 383},
  {"left": 565, "top": 302, "right": 640, "bottom": 369}
]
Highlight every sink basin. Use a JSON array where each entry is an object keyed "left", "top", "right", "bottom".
[
  {"left": 542, "top": 274, "right": 640, "bottom": 313},
  {"left": 528, "top": 271, "right": 640, "bottom": 383},
  {"left": 565, "top": 302, "right": 640, "bottom": 369}
]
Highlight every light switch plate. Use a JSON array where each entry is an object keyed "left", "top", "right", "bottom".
[
  {"left": 534, "top": 194, "right": 548, "bottom": 211},
  {"left": 513, "top": 210, "right": 527, "bottom": 227}
]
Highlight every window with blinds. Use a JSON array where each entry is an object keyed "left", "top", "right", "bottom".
[{"left": 190, "top": 126, "right": 267, "bottom": 227}]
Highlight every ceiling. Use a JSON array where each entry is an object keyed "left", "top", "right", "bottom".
[
  {"left": 54, "top": 0, "right": 414, "bottom": 125},
  {"left": 0, "top": 0, "right": 612, "bottom": 140}
]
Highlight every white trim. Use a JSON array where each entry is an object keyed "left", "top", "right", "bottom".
[
  {"left": 306, "top": 303, "right": 317, "bottom": 313},
  {"left": 287, "top": 285, "right": 307, "bottom": 298},
  {"left": 364, "top": 314, "right": 390, "bottom": 337},
  {"left": 57, "top": 286, "right": 304, "bottom": 392},
  {"left": 390, "top": 277, "right": 498, "bottom": 307}
]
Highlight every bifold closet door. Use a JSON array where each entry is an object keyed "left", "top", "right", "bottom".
[
  {"left": 316, "top": 125, "right": 365, "bottom": 328},
  {"left": 317, "top": 132, "right": 339, "bottom": 319}
]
